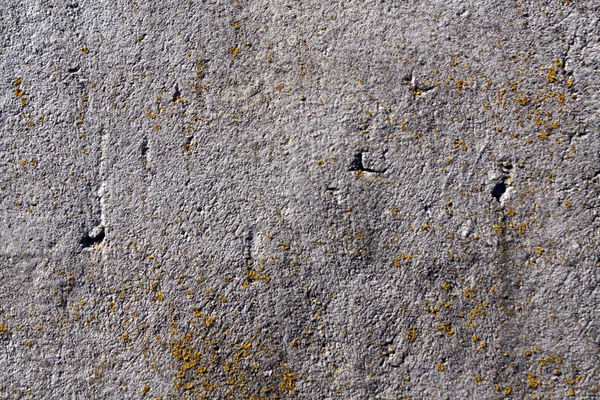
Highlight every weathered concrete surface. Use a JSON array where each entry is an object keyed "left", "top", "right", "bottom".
[{"left": 1, "top": 0, "right": 599, "bottom": 398}]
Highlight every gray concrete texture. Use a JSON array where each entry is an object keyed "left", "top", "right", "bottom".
[{"left": 1, "top": 0, "right": 599, "bottom": 399}]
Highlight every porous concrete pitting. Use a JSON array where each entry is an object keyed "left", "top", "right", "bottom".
[{"left": 1, "top": 1, "right": 599, "bottom": 399}]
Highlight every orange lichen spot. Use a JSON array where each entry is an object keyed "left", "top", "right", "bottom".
[
  {"left": 493, "top": 224, "right": 503, "bottom": 234},
  {"left": 277, "top": 82, "right": 284, "bottom": 92},
  {"left": 154, "top": 292, "right": 164, "bottom": 301},
  {"left": 442, "top": 282, "right": 452, "bottom": 290},
  {"left": 232, "top": 21, "right": 241, "bottom": 29},
  {"left": 13, "top": 77, "right": 23, "bottom": 85},
  {"left": 280, "top": 242, "right": 290, "bottom": 251},
  {"left": 121, "top": 333, "right": 130, "bottom": 341},
  {"left": 516, "top": 223, "right": 527, "bottom": 234},
  {"left": 517, "top": 97, "right": 530, "bottom": 106},
  {"left": 474, "top": 375, "right": 483, "bottom": 383},
  {"left": 81, "top": 45, "right": 89, "bottom": 54},
  {"left": 436, "top": 363, "right": 445, "bottom": 371},
  {"left": 504, "top": 386, "right": 512, "bottom": 395},
  {"left": 463, "top": 288, "right": 476, "bottom": 298},
  {"left": 229, "top": 47, "right": 240, "bottom": 57},
  {"left": 14, "top": 88, "right": 24, "bottom": 97},
  {"left": 564, "top": 201, "right": 572, "bottom": 208},
  {"left": 406, "top": 326, "right": 417, "bottom": 341}
]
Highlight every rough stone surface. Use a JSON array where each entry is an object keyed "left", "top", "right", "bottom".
[{"left": 1, "top": 1, "right": 599, "bottom": 399}]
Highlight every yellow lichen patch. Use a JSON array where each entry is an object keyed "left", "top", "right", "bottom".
[
  {"left": 281, "top": 369, "right": 298, "bottom": 392},
  {"left": 436, "top": 321, "right": 454, "bottom": 336},
  {"left": 527, "top": 373, "right": 541, "bottom": 388},
  {"left": 547, "top": 67, "right": 557, "bottom": 83},
  {"left": 406, "top": 326, "right": 417, "bottom": 341},
  {"left": 436, "top": 363, "right": 445, "bottom": 371},
  {"left": 81, "top": 45, "right": 89, "bottom": 54},
  {"left": 229, "top": 47, "right": 240, "bottom": 57},
  {"left": 14, "top": 88, "right": 24, "bottom": 97},
  {"left": 13, "top": 77, "right": 23, "bottom": 85},
  {"left": 454, "top": 80, "right": 467, "bottom": 90}
]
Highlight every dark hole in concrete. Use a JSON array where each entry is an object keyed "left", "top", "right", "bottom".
[
  {"left": 348, "top": 152, "right": 387, "bottom": 173},
  {"left": 140, "top": 138, "right": 148, "bottom": 158},
  {"left": 80, "top": 228, "right": 105, "bottom": 248},
  {"left": 491, "top": 182, "right": 507, "bottom": 201},
  {"left": 348, "top": 152, "right": 365, "bottom": 171},
  {"left": 171, "top": 85, "right": 181, "bottom": 103}
]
